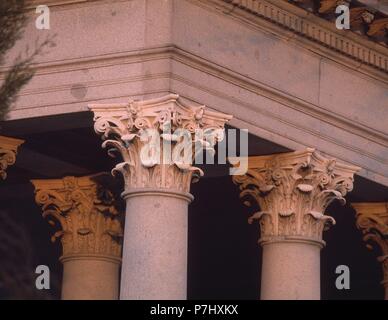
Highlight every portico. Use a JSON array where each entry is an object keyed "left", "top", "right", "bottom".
[{"left": 0, "top": 0, "right": 387, "bottom": 300}]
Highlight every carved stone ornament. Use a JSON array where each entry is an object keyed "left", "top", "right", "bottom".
[
  {"left": 0, "top": 136, "right": 24, "bottom": 180},
  {"left": 353, "top": 202, "right": 388, "bottom": 296},
  {"left": 319, "top": 0, "right": 350, "bottom": 14},
  {"left": 232, "top": 148, "right": 360, "bottom": 246},
  {"left": 31, "top": 174, "right": 123, "bottom": 262},
  {"left": 89, "top": 94, "right": 232, "bottom": 194}
]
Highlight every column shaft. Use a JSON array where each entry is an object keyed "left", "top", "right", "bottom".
[
  {"left": 260, "top": 241, "right": 321, "bottom": 300},
  {"left": 120, "top": 191, "right": 191, "bottom": 299},
  {"left": 89, "top": 94, "right": 232, "bottom": 300},
  {"left": 62, "top": 258, "right": 120, "bottom": 300}
]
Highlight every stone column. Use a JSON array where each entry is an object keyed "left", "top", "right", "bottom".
[
  {"left": 31, "top": 173, "right": 123, "bottom": 300},
  {"left": 232, "top": 149, "right": 360, "bottom": 300},
  {"left": 353, "top": 202, "right": 388, "bottom": 300},
  {"left": 89, "top": 94, "right": 232, "bottom": 300},
  {"left": 0, "top": 135, "right": 24, "bottom": 180}
]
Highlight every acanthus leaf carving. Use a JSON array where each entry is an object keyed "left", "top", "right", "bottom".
[
  {"left": 31, "top": 173, "right": 123, "bottom": 261},
  {"left": 353, "top": 202, "right": 388, "bottom": 298},
  {"left": 0, "top": 136, "right": 24, "bottom": 180},
  {"left": 232, "top": 149, "right": 360, "bottom": 245},
  {"left": 89, "top": 94, "right": 232, "bottom": 193}
]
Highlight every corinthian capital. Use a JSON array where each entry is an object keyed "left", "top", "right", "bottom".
[
  {"left": 232, "top": 149, "right": 360, "bottom": 246},
  {"left": 0, "top": 136, "right": 24, "bottom": 180},
  {"left": 353, "top": 202, "right": 388, "bottom": 295},
  {"left": 89, "top": 94, "right": 232, "bottom": 193},
  {"left": 31, "top": 174, "right": 123, "bottom": 262}
]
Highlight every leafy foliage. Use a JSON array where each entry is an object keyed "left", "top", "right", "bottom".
[{"left": 0, "top": 0, "right": 51, "bottom": 121}]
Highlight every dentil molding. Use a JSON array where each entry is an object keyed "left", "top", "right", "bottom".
[{"left": 217, "top": 0, "right": 388, "bottom": 74}]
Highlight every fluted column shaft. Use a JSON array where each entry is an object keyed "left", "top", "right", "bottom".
[
  {"left": 89, "top": 94, "right": 232, "bottom": 300},
  {"left": 232, "top": 149, "right": 359, "bottom": 300},
  {"left": 31, "top": 174, "right": 123, "bottom": 300},
  {"left": 353, "top": 202, "right": 388, "bottom": 300}
]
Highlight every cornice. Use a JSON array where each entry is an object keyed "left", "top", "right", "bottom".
[
  {"left": 291, "top": 0, "right": 388, "bottom": 43},
  {"left": 3, "top": 45, "right": 386, "bottom": 147},
  {"left": 22, "top": 0, "right": 388, "bottom": 76},
  {"left": 4, "top": 45, "right": 388, "bottom": 170},
  {"left": 26, "top": 0, "right": 88, "bottom": 8},
  {"left": 20, "top": 0, "right": 388, "bottom": 79},
  {"left": 213, "top": 0, "right": 388, "bottom": 74}
]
